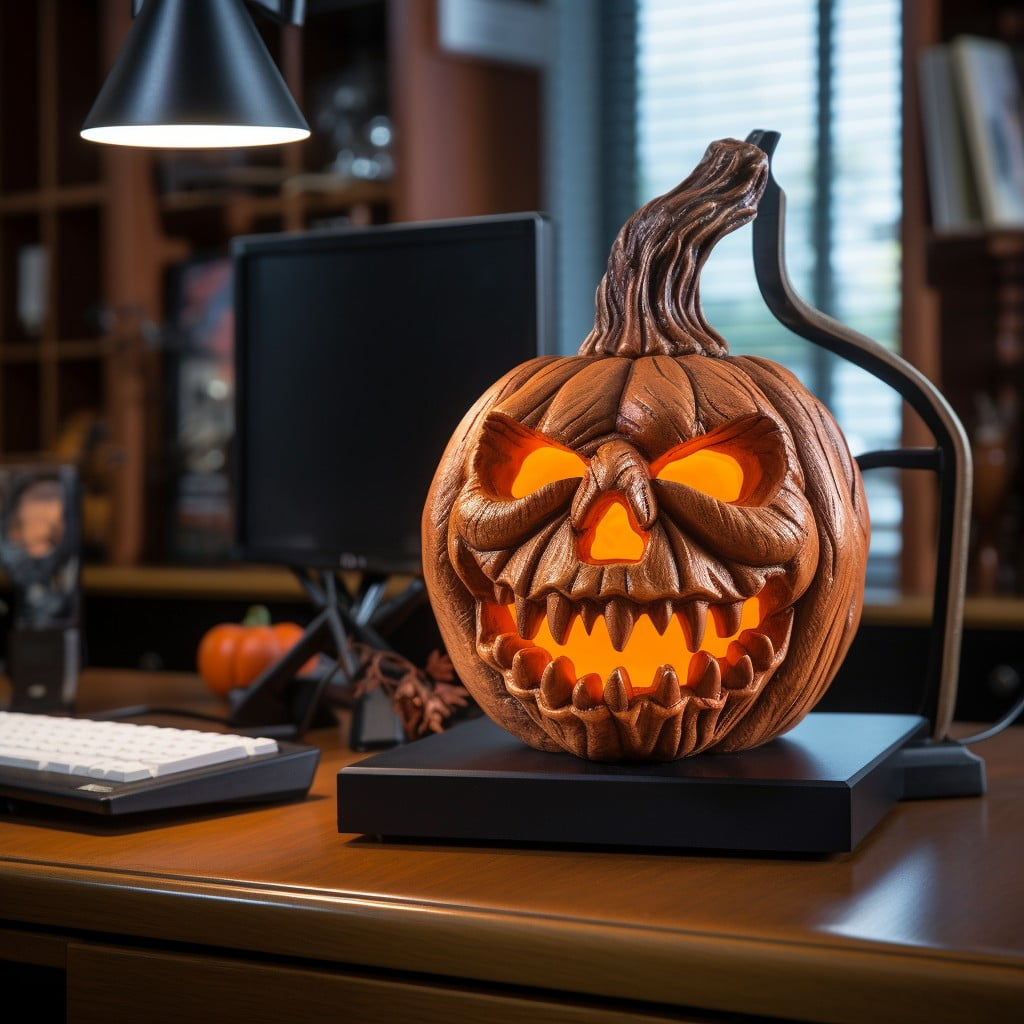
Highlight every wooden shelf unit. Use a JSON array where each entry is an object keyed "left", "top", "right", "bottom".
[
  {"left": 0, "top": 0, "right": 541, "bottom": 566},
  {"left": 0, "top": 0, "right": 107, "bottom": 460},
  {"left": 902, "top": 1, "right": 1024, "bottom": 598}
]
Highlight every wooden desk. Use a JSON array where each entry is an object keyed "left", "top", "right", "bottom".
[{"left": 1, "top": 671, "right": 1022, "bottom": 1024}]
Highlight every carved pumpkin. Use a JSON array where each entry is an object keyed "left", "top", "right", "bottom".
[{"left": 422, "top": 138, "right": 869, "bottom": 760}]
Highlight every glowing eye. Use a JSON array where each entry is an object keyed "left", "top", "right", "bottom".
[
  {"left": 653, "top": 447, "right": 747, "bottom": 502},
  {"left": 511, "top": 445, "right": 588, "bottom": 498}
]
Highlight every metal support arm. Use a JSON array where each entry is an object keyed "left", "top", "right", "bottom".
[{"left": 746, "top": 129, "right": 972, "bottom": 745}]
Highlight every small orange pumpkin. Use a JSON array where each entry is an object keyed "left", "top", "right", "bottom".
[
  {"left": 197, "top": 606, "right": 315, "bottom": 695},
  {"left": 422, "top": 139, "right": 870, "bottom": 761}
]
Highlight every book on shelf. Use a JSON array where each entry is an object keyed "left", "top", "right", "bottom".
[
  {"left": 918, "top": 43, "right": 983, "bottom": 233},
  {"left": 949, "top": 34, "right": 1024, "bottom": 229}
]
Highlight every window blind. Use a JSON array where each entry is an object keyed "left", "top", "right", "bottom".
[{"left": 630, "top": 0, "right": 903, "bottom": 593}]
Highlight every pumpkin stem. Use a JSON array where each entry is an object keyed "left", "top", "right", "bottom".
[
  {"left": 242, "top": 604, "right": 272, "bottom": 627},
  {"left": 580, "top": 138, "right": 768, "bottom": 358}
]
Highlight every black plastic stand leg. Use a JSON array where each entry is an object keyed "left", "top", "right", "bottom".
[
  {"left": 227, "top": 604, "right": 341, "bottom": 737},
  {"left": 226, "top": 567, "right": 408, "bottom": 742}
]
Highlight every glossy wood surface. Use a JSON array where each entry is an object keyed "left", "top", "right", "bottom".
[{"left": 1, "top": 670, "right": 1022, "bottom": 1024}]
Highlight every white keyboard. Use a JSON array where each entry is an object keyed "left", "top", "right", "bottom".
[
  {"left": 0, "top": 711, "right": 320, "bottom": 817},
  {"left": 0, "top": 711, "right": 279, "bottom": 781}
]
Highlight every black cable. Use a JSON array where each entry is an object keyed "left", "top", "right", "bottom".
[
  {"left": 89, "top": 656, "right": 349, "bottom": 733},
  {"left": 88, "top": 705, "right": 231, "bottom": 725},
  {"left": 957, "top": 690, "right": 1024, "bottom": 747}
]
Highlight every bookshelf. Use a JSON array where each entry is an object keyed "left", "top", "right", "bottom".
[
  {"left": 0, "top": 0, "right": 541, "bottom": 566},
  {"left": 903, "top": 1, "right": 1024, "bottom": 597},
  {"left": 0, "top": 0, "right": 165, "bottom": 567}
]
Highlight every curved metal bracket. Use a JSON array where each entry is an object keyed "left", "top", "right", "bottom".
[{"left": 745, "top": 129, "right": 971, "bottom": 742}]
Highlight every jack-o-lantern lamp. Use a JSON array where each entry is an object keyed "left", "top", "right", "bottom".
[{"left": 422, "top": 138, "right": 870, "bottom": 761}]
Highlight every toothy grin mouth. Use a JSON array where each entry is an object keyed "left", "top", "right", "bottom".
[{"left": 478, "top": 590, "right": 794, "bottom": 712}]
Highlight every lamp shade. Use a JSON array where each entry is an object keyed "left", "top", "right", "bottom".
[{"left": 81, "top": 0, "right": 310, "bottom": 148}]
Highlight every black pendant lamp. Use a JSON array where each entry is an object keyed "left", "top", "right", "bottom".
[{"left": 81, "top": 0, "right": 310, "bottom": 148}]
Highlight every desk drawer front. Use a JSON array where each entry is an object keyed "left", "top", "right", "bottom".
[{"left": 67, "top": 944, "right": 712, "bottom": 1024}]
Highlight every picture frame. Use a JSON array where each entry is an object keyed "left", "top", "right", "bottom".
[{"left": 0, "top": 463, "right": 82, "bottom": 711}]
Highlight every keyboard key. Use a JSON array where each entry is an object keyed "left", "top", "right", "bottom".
[{"left": 78, "top": 760, "right": 155, "bottom": 783}]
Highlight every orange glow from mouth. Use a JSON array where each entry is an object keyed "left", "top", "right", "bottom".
[{"left": 496, "top": 596, "right": 763, "bottom": 691}]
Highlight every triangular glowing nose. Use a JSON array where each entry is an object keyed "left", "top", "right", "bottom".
[{"left": 580, "top": 498, "right": 647, "bottom": 564}]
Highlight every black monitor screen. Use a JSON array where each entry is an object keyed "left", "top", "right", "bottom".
[{"left": 232, "top": 213, "right": 553, "bottom": 573}]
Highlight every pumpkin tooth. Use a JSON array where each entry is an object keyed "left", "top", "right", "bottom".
[
  {"left": 648, "top": 599, "right": 674, "bottom": 635},
  {"left": 511, "top": 646, "right": 550, "bottom": 689},
  {"left": 677, "top": 600, "right": 708, "bottom": 652},
  {"left": 723, "top": 653, "right": 755, "bottom": 691},
  {"left": 603, "top": 667, "right": 632, "bottom": 711},
  {"left": 540, "top": 656, "right": 576, "bottom": 708},
  {"left": 686, "top": 651, "right": 721, "bottom": 699},
  {"left": 514, "top": 596, "right": 545, "bottom": 640},
  {"left": 603, "top": 598, "right": 637, "bottom": 651},
  {"left": 740, "top": 629, "right": 775, "bottom": 670},
  {"left": 761, "top": 606, "right": 795, "bottom": 651},
  {"left": 494, "top": 583, "right": 515, "bottom": 606},
  {"left": 651, "top": 665, "right": 682, "bottom": 707},
  {"left": 545, "top": 592, "right": 576, "bottom": 644},
  {"left": 569, "top": 679, "right": 598, "bottom": 712},
  {"left": 580, "top": 602, "right": 602, "bottom": 635},
  {"left": 711, "top": 600, "right": 745, "bottom": 638},
  {"left": 493, "top": 632, "right": 529, "bottom": 669}
]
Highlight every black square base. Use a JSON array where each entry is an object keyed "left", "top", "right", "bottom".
[{"left": 337, "top": 712, "right": 927, "bottom": 854}]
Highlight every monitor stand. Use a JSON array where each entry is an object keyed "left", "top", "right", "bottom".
[{"left": 227, "top": 567, "right": 415, "bottom": 744}]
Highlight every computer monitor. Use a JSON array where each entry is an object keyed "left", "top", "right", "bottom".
[
  {"left": 231, "top": 212, "right": 554, "bottom": 576},
  {"left": 226, "top": 213, "right": 554, "bottom": 738}
]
